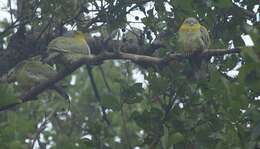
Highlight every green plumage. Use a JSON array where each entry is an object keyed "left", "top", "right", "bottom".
[
  {"left": 7, "top": 58, "right": 55, "bottom": 90},
  {"left": 178, "top": 20, "right": 210, "bottom": 53},
  {"left": 6, "top": 57, "right": 69, "bottom": 100},
  {"left": 45, "top": 31, "right": 91, "bottom": 65},
  {"left": 177, "top": 17, "right": 210, "bottom": 80}
]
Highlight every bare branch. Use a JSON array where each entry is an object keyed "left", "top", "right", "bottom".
[
  {"left": 31, "top": 109, "right": 56, "bottom": 149},
  {"left": 0, "top": 48, "right": 241, "bottom": 111}
]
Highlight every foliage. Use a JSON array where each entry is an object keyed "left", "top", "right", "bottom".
[{"left": 0, "top": 0, "right": 259, "bottom": 148}]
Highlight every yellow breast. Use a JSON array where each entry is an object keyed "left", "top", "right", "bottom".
[
  {"left": 74, "top": 34, "right": 87, "bottom": 44},
  {"left": 179, "top": 24, "right": 201, "bottom": 33}
]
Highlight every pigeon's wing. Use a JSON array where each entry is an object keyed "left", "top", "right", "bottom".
[
  {"left": 200, "top": 25, "right": 210, "bottom": 49},
  {"left": 24, "top": 61, "right": 56, "bottom": 81},
  {"left": 48, "top": 37, "right": 74, "bottom": 53}
]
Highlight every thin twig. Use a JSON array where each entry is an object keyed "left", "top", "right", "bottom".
[
  {"left": 98, "top": 66, "right": 112, "bottom": 93},
  {"left": 31, "top": 108, "right": 57, "bottom": 149},
  {"left": 8, "top": 0, "right": 14, "bottom": 24},
  {"left": 86, "top": 65, "right": 111, "bottom": 126},
  {"left": 121, "top": 105, "right": 132, "bottom": 149}
]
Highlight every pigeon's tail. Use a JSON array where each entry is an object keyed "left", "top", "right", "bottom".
[{"left": 189, "top": 54, "right": 209, "bottom": 80}]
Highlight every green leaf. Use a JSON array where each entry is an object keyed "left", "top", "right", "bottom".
[
  {"left": 0, "top": 83, "right": 19, "bottom": 106},
  {"left": 121, "top": 83, "right": 144, "bottom": 104},
  {"left": 238, "top": 62, "right": 260, "bottom": 93},
  {"left": 8, "top": 141, "right": 27, "bottom": 149},
  {"left": 215, "top": 0, "right": 232, "bottom": 8},
  {"left": 241, "top": 47, "right": 260, "bottom": 63},
  {"left": 78, "top": 138, "right": 94, "bottom": 148},
  {"left": 145, "top": 72, "right": 169, "bottom": 96},
  {"left": 251, "top": 121, "right": 260, "bottom": 140},
  {"left": 131, "top": 108, "right": 163, "bottom": 133},
  {"left": 101, "top": 93, "right": 120, "bottom": 111},
  {"left": 168, "top": 132, "right": 185, "bottom": 145},
  {"left": 172, "top": 0, "right": 193, "bottom": 11}
]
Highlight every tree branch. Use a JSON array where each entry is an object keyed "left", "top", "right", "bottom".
[
  {"left": 0, "top": 48, "right": 241, "bottom": 112},
  {"left": 86, "top": 65, "right": 111, "bottom": 126},
  {"left": 31, "top": 109, "right": 57, "bottom": 149}
]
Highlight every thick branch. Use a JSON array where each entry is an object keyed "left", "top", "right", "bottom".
[
  {"left": 0, "top": 48, "right": 240, "bottom": 111},
  {"left": 167, "top": 48, "right": 241, "bottom": 61}
]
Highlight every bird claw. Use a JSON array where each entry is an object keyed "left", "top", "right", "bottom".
[{"left": 184, "top": 51, "right": 193, "bottom": 57}]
